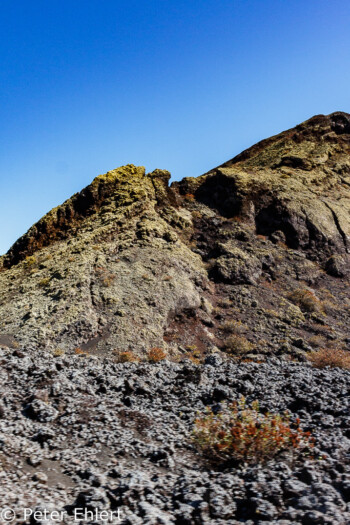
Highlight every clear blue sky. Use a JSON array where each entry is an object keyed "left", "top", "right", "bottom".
[{"left": 1, "top": 0, "right": 350, "bottom": 255}]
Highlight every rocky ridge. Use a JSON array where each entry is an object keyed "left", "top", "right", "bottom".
[{"left": 0, "top": 112, "right": 350, "bottom": 359}]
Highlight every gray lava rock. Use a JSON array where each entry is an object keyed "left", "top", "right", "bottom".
[{"left": 0, "top": 346, "right": 349, "bottom": 524}]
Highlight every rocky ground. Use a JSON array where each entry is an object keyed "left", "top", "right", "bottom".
[{"left": 0, "top": 346, "right": 349, "bottom": 524}]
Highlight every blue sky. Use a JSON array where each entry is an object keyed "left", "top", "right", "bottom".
[{"left": 1, "top": 0, "right": 350, "bottom": 254}]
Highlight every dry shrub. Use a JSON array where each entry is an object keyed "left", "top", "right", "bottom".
[
  {"left": 307, "top": 348, "right": 350, "bottom": 369},
  {"left": 309, "top": 322, "right": 335, "bottom": 338},
  {"left": 187, "top": 355, "right": 201, "bottom": 365},
  {"left": 24, "top": 255, "right": 37, "bottom": 270},
  {"left": 148, "top": 347, "right": 167, "bottom": 363},
  {"left": 117, "top": 351, "right": 138, "bottom": 363},
  {"left": 288, "top": 288, "right": 322, "bottom": 313},
  {"left": 220, "top": 320, "right": 247, "bottom": 335},
  {"left": 95, "top": 266, "right": 116, "bottom": 287},
  {"left": 52, "top": 348, "right": 65, "bottom": 357},
  {"left": 193, "top": 397, "right": 314, "bottom": 463},
  {"left": 185, "top": 346, "right": 203, "bottom": 365},
  {"left": 223, "top": 335, "right": 254, "bottom": 355},
  {"left": 217, "top": 298, "right": 232, "bottom": 309},
  {"left": 102, "top": 274, "right": 116, "bottom": 287},
  {"left": 184, "top": 193, "right": 195, "bottom": 201},
  {"left": 75, "top": 348, "right": 88, "bottom": 356}
]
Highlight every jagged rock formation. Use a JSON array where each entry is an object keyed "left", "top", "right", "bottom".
[
  {"left": 0, "top": 112, "right": 350, "bottom": 357},
  {"left": 0, "top": 165, "right": 207, "bottom": 354}
]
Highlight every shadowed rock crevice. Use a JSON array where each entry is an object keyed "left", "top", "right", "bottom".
[
  {"left": 322, "top": 201, "right": 349, "bottom": 252},
  {"left": 254, "top": 201, "right": 300, "bottom": 248},
  {"left": 193, "top": 172, "right": 243, "bottom": 218}
]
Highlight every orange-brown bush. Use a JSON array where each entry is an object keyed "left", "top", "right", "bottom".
[
  {"left": 117, "top": 351, "right": 138, "bottom": 363},
  {"left": 148, "top": 347, "right": 167, "bottom": 363},
  {"left": 193, "top": 397, "right": 314, "bottom": 463},
  {"left": 307, "top": 348, "right": 350, "bottom": 369},
  {"left": 184, "top": 193, "right": 195, "bottom": 201},
  {"left": 75, "top": 348, "right": 88, "bottom": 356}
]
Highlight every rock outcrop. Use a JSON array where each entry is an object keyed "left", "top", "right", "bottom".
[
  {"left": 176, "top": 112, "right": 350, "bottom": 258},
  {"left": 0, "top": 112, "right": 350, "bottom": 358}
]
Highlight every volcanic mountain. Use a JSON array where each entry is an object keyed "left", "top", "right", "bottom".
[
  {"left": 1, "top": 113, "right": 350, "bottom": 525},
  {"left": 0, "top": 112, "right": 349, "bottom": 359}
]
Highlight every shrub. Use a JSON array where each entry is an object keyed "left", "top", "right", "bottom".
[
  {"left": 223, "top": 335, "right": 254, "bottom": 355},
  {"left": 184, "top": 193, "right": 195, "bottom": 201},
  {"left": 288, "top": 288, "right": 321, "bottom": 313},
  {"left": 217, "top": 298, "right": 232, "bottom": 309},
  {"left": 52, "top": 348, "right": 65, "bottom": 357},
  {"left": 148, "top": 347, "right": 167, "bottom": 363},
  {"left": 308, "top": 335, "right": 325, "bottom": 348},
  {"left": 75, "top": 348, "right": 89, "bottom": 356},
  {"left": 187, "top": 355, "right": 201, "bottom": 365},
  {"left": 220, "top": 320, "right": 246, "bottom": 335},
  {"left": 102, "top": 274, "right": 115, "bottom": 287},
  {"left": 307, "top": 347, "right": 350, "bottom": 369},
  {"left": 193, "top": 397, "right": 314, "bottom": 463},
  {"left": 117, "top": 351, "right": 138, "bottom": 363},
  {"left": 95, "top": 266, "right": 116, "bottom": 287}
]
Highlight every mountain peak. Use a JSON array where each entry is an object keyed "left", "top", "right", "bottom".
[{"left": 210, "top": 111, "right": 350, "bottom": 172}]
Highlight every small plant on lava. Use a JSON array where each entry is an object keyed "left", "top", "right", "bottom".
[
  {"left": 117, "top": 351, "right": 138, "bottom": 363},
  {"left": 148, "top": 347, "right": 167, "bottom": 363},
  {"left": 307, "top": 347, "right": 350, "bottom": 370},
  {"left": 193, "top": 397, "right": 314, "bottom": 463},
  {"left": 223, "top": 334, "right": 254, "bottom": 355}
]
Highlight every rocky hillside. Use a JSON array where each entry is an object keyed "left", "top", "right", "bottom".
[
  {"left": 0, "top": 112, "right": 349, "bottom": 361},
  {"left": 0, "top": 112, "right": 350, "bottom": 524}
]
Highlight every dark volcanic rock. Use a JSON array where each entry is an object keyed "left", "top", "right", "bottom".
[{"left": 0, "top": 348, "right": 349, "bottom": 523}]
